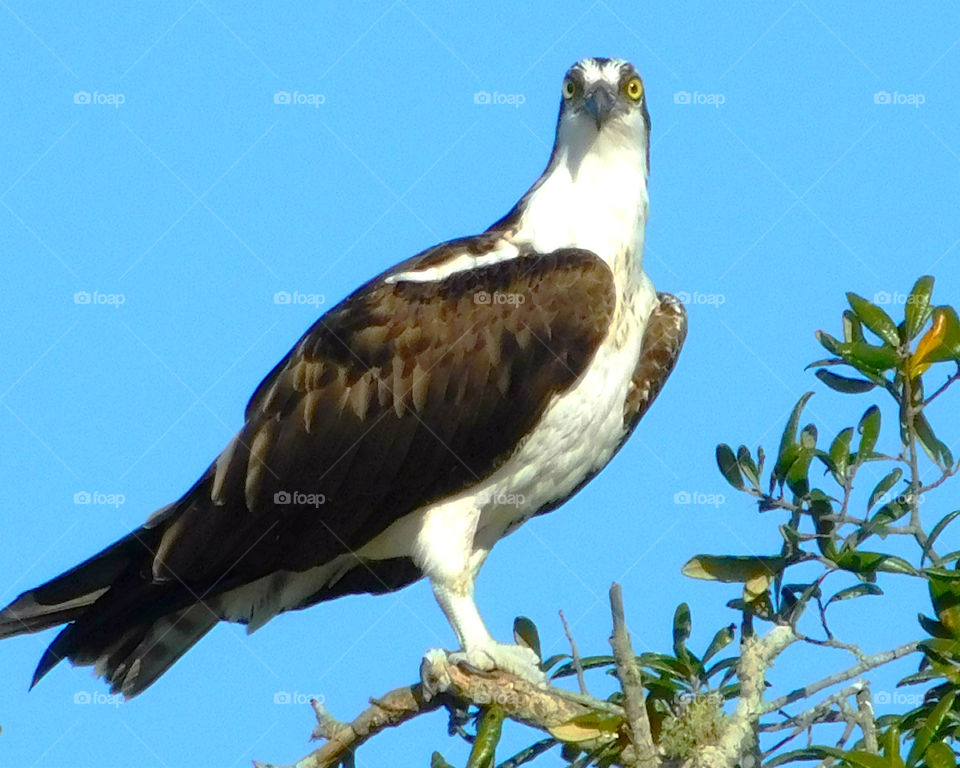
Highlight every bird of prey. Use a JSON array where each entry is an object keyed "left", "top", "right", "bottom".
[{"left": 0, "top": 57, "right": 686, "bottom": 697}]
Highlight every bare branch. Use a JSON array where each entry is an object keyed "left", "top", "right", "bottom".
[
  {"left": 922, "top": 366, "right": 960, "bottom": 408},
  {"left": 609, "top": 583, "right": 658, "bottom": 768},
  {"left": 763, "top": 640, "right": 920, "bottom": 713},
  {"left": 560, "top": 609, "right": 589, "bottom": 696},
  {"left": 254, "top": 683, "right": 441, "bottom": 768}
]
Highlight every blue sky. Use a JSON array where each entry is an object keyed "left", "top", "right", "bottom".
[{"left": 1, "top": 2, "right": 959, "bottom": 766}]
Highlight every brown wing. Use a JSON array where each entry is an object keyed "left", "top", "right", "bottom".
[
  {"left": 623, "top": 291, "right": 687, "bottom": 432},
  {"left": 151, "top": 242, "right": 617, "bottom": 586}
]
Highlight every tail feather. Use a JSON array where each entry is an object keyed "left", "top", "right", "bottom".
[
  {"left": 29, "top": 605, "right": 217, "bottom": 697},
  {"left": 1, "top": 502, "right": 221, "bottom": 697},
  {"left": 100, "top": 604, "right": 217, "bottom": 696},
  {"left": 0, "top": 536, "right": 138, "bottom": 641}
]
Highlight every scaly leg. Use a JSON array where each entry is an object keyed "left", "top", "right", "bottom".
[{"left": 428, "top": 574, "right": 545, "bottom": 685}]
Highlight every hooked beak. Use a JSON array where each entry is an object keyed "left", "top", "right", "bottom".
[{"left": 583, "top": 84, "right": 617, "bottom": 129}]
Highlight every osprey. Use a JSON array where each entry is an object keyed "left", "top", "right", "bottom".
[{"left": 0, "top": 57, "right": 686, "bottom": 696}]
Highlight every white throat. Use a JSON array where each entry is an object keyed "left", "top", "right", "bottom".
[{"left": 510, "top": 125, "right": 649, "bottom": 279}]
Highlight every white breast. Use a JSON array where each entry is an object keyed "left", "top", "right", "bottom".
[
  {"left": 403, "top": 268, "right": 657, "bottom": 585},
  {"left": 471, "top": 271, "right": 657, "bottom": 544}
]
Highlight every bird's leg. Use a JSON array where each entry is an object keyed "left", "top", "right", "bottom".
[{"left": 427, "top": 572, "right": 546, "bottom": 687}]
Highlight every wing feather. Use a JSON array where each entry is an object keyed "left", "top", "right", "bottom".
[{"left": 153, "top": 242, "right": 616, "bottom": 589}]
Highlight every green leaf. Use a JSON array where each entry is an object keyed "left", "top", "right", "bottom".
[
  {"left": 816, "top": 368, "right": 877, "bottom": 393},
  {"left": 919, "top": 639, "right": 960, "bottom": 684},
  {"left": 764, "top": 747, "right": 845, "bottom": 767},
  {"left": 549, "top": 655, "right": 614, "bottom": 679},
  {"left": 682, "top": 555, "right": 786, "bottom": 585},
  {"left": 833, "top": 550, "right": 918, "bottom": 577},
  {"left": 432, "top": 752, "right": 458, "bottom": 768},
  {"left": 810, "top": 492, "right": 838, "bottom": 558},
  {"left": 905, "top": 690, "right": 956, "bottom": 768},
  {"left": 704, "top": 655, "right": 738, "bottom": 680},
  {"left": 829, "top": 427, "right": 855, "bottom": 483},
  {"left": 882, "top": 724, "right": 906, "bottom": 768},
  {"left": 673, "top": 603, "right": 692, "bottom": 655},
  {"left": 547, "top": 710, "right": 621, "bottom": 745},
  {"left": 868, "top": 469, "right": 904, "bottom": 512},
  {"left": 716, "top": 444, "right": 745, "bottom": 490},
  {"left": 897, "top": 667, "right": 940, "bottom": 687},
  {"left": 467, "top": 706, "right": 505, "bottom": 768},
  {"left": 843, "top": 309, "right": 866, "bottom": 343},
  {"left": 702, "top": 624, "right": 735, "bottom": 663},
  {"left": 927, "top": 569, "right": 960, "bottom": 637},
  {"left": 736, "top": 445, "right": 761, "bottom": 488},
  {"left": 918, "top": 613, "right": 953, "bottom": 640},
  {"left": 905, "top": 276, "right": 935, "bottom": 341},
  {"left": 540, "top": 654, "right": 569, "bottom": 673},
  {"left": 856, "top": 406, "right": 882, "bottom": 465},
  {"left": 915, "top": 412, "right": 954, "bottom": 470},
  {"left": 786, "top": 450, "right": 815, "bottom": 496},
  {"left": 816, "top": 330, "right": 844, "bottom": 356},
  {"left": 773, "top": 392, "right": 813, "bottom": 482},
  {"left": 841, "top": 752, "right": 897, "bottom": 768},
  {"left": 826, "top": 583, "right": 883, "bottom": 607},
  {"left": 848, "top": 291, "right": 901, "bottom": 346},
  {"left": 922, "top": 741, "right": 957, "bottom": 768},
  {"left": 924, "top": 511, "right": 960, "bottom": 567},
  {"left": 868, "top": 499, "right": 910, "bottom": 536},
  {"left": 841, "top": 341, "right": 901, "bottom": 373},
  {"left": 513, "top": 616, "right": 541, "bottom": 661}
]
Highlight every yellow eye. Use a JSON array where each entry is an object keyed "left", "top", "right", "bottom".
[
  {"left": 624, "top": 77, "right": 643, "bottom": 101},
  {"left": 562, "top": 78, "right": 577, "bottom": 99}
]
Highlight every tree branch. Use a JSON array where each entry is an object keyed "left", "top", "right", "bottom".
[
  {"left": 257, "top": 653, "right": 626, "bottom": 768},
  {"left": 762, "top": 640, "right": 919, "bottom": 713},
  {"left": 609, "top": 583, "right": 658, "bottom": 768},
  {"left": 691, "top": 624, "right": 797, "bottom": 768},
  {"left": 560, "top": 609, "right": 589, "bottom": 696}
]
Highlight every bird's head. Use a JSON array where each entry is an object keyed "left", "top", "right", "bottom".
[{"left": 555, "top": 57, "right": 650, "bottom": 170}]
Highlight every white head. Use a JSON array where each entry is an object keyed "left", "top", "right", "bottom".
[
  {"left": 493, "top": 57, "right": 652, "bottom": 272},
  {"left": 554, "top": 57, "right": 651, "bottom": 177}
]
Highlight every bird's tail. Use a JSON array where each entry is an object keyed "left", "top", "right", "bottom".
[
  {"left": 0, "top": 504, "right": 218, "bottom": 697},
  {"left": 0, "top": 533, "right": 139, "bottom": 640}
]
